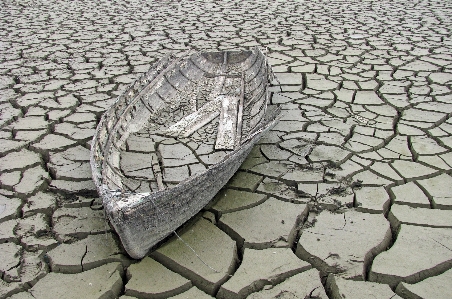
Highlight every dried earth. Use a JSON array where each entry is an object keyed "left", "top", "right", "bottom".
[{"left": 1, "top": 0, "right": 452, "bottom": 298}]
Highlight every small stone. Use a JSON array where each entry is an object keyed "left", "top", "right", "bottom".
[
  {"left": 217, "top": 248, "right": 311, "bottom": 299},
  {"left": 219, "top": 198, "right": 307, "bottom": 249},
  {"left": 30, "top": 262, "right": 123, "bottom": 299},
  {"left": 125, "top": 257, "right": 192, "bottom": 298}
]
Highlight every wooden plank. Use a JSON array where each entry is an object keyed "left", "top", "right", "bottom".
[
  {"left": 215, "top": 76, "right": 244, "bottom": 150},
  {"left": 163, "top": 97, "right": 222, "bottom": 138},
  {"left": 215, "top": 94, "right": 240, "bottom": 150}
]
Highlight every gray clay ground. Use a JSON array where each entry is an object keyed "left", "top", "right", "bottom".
[{"left": 1, "top": 0, "right": 452, "bottom": 298}]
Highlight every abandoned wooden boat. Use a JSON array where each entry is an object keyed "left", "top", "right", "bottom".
[{"left": 90, "top": 47, "right": 280, "bottom": 259}]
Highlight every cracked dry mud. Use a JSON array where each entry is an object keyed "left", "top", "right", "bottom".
[{"left": 1, "top": 0, "right": 452, "bottom": 298}]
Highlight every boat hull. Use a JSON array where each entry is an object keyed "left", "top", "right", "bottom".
[
  {"left": 105, "top": 118, "right": 276, "bottom": 259},
  {"left": 90, "top": 48, "right": 279, "bottom": 259}
]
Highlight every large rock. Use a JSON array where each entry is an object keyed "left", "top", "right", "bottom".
[
  {"left": 30, "top": 262, "right": 123, "bottom": 299},
  {"left": 125, "top": 257, "right": 192, "bottom": 299},
  {"left": 296, "top": 210, "right": 391, "bottom": 280},
  {"left": 217, "top": 248, "right": 311, "bottom": 299}
]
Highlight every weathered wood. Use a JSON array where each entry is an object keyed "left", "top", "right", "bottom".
[
  {"left": 90, "top": 48, "right": 280, "bottom": 259},
  {"left": 164, "top": 97, "right": 222, "bottom": 138}
]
